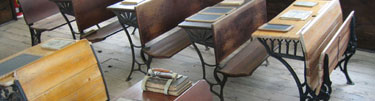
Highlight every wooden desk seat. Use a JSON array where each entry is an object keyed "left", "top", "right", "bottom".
[
  {"left": 19, "top": 0, "right": 76, "bottom": 46},
  {"left": 14, "top": 39, "right": 109, "bottom": 100},
  {"left": 318, "top": 11, "right": 356, "bottom": 99},
  {"left": 66, "top": 0, "right": 122, "bottom": 42},
  {"left": 218, "top": 40, "right": 268, "bottom": 77},
  {"left": 81, "top": 21, "right": 123, "bottom": 42},
  {"left": 143, "top": 27, "right": 191, "bottom": 58}
]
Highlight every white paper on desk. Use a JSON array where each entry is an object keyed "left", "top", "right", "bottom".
[{"left": 280, "top": 10, "right": 313, "bottom": 21}]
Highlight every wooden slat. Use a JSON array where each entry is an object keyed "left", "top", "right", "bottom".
[
  {"left": 219, "top": 40, "right": 268, "bottom": 77},
  {"left": 321, "top": 11, "right": 354, "bottom": 76},
  {"left": 81, "top": 21, "right": 123, "bottom": 42},
  {"left": 143, "top": 27, "right": 191, "bottom": 58},
  {"left": 135, "top": 0, "right": 221, "bottom": 45},
  {"left": 212, "top": 0, "right": 266, "bottom": 63},
  {"left": 15, "top": 40, "right": 99, "bottom": 99}
]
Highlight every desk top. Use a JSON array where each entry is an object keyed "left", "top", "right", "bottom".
[
  {"left": 0, "top": 39, "right": 74, "bottom": 86},
  {"left": 107, "top": 0, "right": 150, "bottom": 11},
  {"left": 252, "top": 0, "right": 329, "bottom": 40},
  {"left": 114, "top": 80, "right": 212, "bottom": 101},
  {"left": 178, "top": 0, "right": 252, "bottom": 29}
]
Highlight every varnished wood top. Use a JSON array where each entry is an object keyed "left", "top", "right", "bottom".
[
  {"left": 114, "top": 80, "right": 212, "bottom": 101},
  {"left": 0, "top": 39, "right": 67, "bottom": 83},
  {"left": 252, "top": 0, "right": 329, "bottom": 40}
]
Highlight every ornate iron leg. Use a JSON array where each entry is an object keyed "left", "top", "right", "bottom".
[
  {"left": 340, "top": 53, "right": 354, "bottom": 85},
  {"left": 120, "top": 23, "right": 146, "bottom": 81},
  {"left": 213, "top": 68, "right": 227, "bottom": 101},
  {"left": 258, "top": 38, "right": 306, "bottom": 101},
  {"left": 191, "top": 42, "right": 207, "bottom": 80}
]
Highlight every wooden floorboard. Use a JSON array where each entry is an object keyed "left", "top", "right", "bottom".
[{"left": 1, "top": 18, "right": 374, "bottom": 101}]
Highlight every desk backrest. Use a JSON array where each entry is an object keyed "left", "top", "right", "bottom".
[
  {"left": 320, "top": 11, "right": 354, "bottom": 75},
  {"left": 213, "top": 0, "right": 267, "bottom": 63},
  {"left": 136, "top": 0, "right": 222, "bottom": 45},
  {"left": 15, "top": 40, "right": 108, "bottom": 100},
  {"left": 299, "top": 0, "right": 343, "bottom": 94},
  {"left": 72, "top": 0, "right": 121, "bottom": 33},
  {"left": 19, "top": 0, "right": 59, "bottom": 24}
]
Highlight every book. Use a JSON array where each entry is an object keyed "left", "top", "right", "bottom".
[
  {"left": 41, "top": 39, "right": 74, "bottom": 50},
  {"left": 185, "top": 13, "right": 225, "bottom": 23},
  {"left": 258, "top": 23, "right": 294, "bottom": 32},
  {"left": 144, "top": 81, "right": 192, "bottom": 96},
  {"left": 199, "top": 7, "right": 236, "bottom": 15},
  {"left": 279, "top": 10, "right": 312, "bottom": 21},
  {"left": 219, "top": 0, "right": 245, "bottom": 6},
  {"left": 145, "top": 75, "right": 189, "bottom": 91},
  {"left": 293, "top": 1, "right": 318, "bottom": 7},
  {"left": 121, "top": 0, "right": 143, "bottom": 5}
]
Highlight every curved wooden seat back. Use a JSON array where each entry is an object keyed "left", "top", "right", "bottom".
[
  {"left": 212, "top": 0, "right": 267, "bottom": 63},
  {"left": 72, "top": 0, "right": 121, "bottom": 33},
  {"left": 298, "top": 0, "right": 343, "bottom": 95},
  {"left": 320, "top": 11, "right": 354, "bottom": 75},
  {"left": 135, "top": 0, "right": 222, "bottom": 45},
  {"left": 19, "top": 0, "right": 59, "bottom": 24},
  {"left": 15, "top": 40, "right": 108, "bottom": 100}
]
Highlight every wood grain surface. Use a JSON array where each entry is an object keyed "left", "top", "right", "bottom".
[
  {"left": 135, "top": 0, "right": 221, "bottom": 45},
  {"left": 10, "top": 40, "right": 108, "bottom": 100},
  {"left": 213, "top": 0, "right": 266, "bottom": 63},
  {"left": 72, "top": 0, "right": 121, "bottom": 32}
]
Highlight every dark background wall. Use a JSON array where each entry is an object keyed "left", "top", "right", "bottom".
[{"left": 266, "top": 0, "right": 375, "bottom": 51}]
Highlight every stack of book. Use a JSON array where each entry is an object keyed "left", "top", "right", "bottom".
[
  {"left": 142, "top": 68, "right": 192, "bottom": 96},
  {"left": 143, "top": 75, "right": 192, "bottom": 96}
]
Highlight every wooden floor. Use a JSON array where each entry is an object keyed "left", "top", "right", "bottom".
[{"left": 1, "top": 18, "right": 374, "bottom": 101}]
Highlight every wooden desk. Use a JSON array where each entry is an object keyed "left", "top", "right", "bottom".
[
  {"left": 115, "top": 80, "right": 212, "bottom": 101},
  {"left": 0, "top": 39, "right": 109, "bottom": 100},
  {"left": 106, "top": 0, "right": 221, "bottom": 81},
  {"left": 178, "top": 0, "right": 266, "bottom": 99},
  {"left": 251, "top": 0, "right": 344, "bottom": 100}
]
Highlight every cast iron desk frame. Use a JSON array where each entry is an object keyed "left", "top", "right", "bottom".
[
  {"left": 254, "top": 15, "right": 357, "bottom": 101},
  {"left": 107, "top": 2, "right": 147, "bottom": 81}
]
